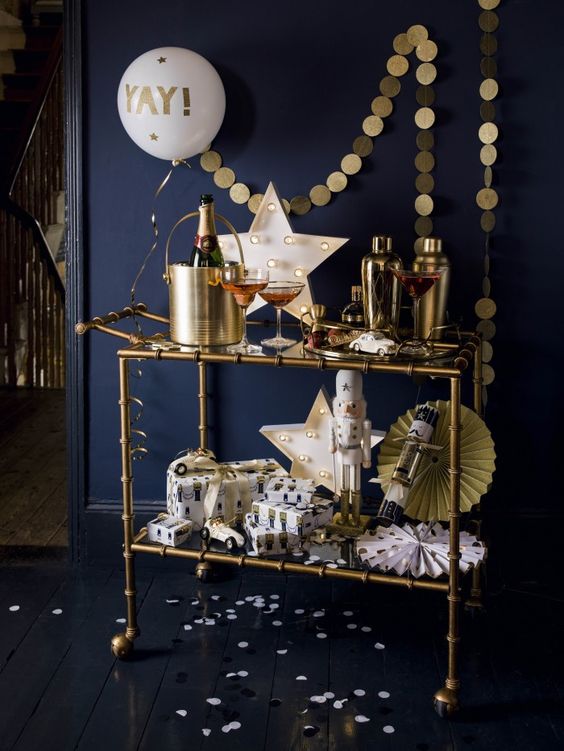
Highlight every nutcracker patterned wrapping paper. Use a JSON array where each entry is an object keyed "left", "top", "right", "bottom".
[
  {"left": 147, "top": 515, "right": 193, "bottom": 547},
  {"left": 251, "top": 497, "right": 334, "bottom": 538},
  {"left": 166, "top": 452, "right": 288, "bottom": 530},
  {"left": 264, "top": 476, "right": 317, "bottom": 504},
  {"left": 244, "top": 513, "right": 301, "bottom": 556}
]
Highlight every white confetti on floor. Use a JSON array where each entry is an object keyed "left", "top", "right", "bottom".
[
  {"left": 166, "top": 599, "right": 180, "bottom": 604},
  {"left": 190, "top": 599, "right": 199, "bottom": 605},
  {"left": 310, "top": 695, "right": 327, "bottom": 704},
  {"left": 226, "top": 614, "right": 238, "bottom": 620},
  {"left": 226, "top": 672, "right": 236, "bottom": 678},
  {"left": 115, "top": 618, "right": 126, "bottom": 624},
  {"left": 235, "top": 600, "right": 245, "bottom": 606},
  {"left": 272, "top": 620, "right": 283, "bottom": 626},
  {"left": 270, "top": 594, "right": 280, "bottom": 600},
  {"left": 336, "top": 558, "right": 347, "bottom": 565},
  {"left": 238, "top": 641, "right": 249, "bottom": 648},
  {"left": 378, "top": 690, "right": 391, "bottom": 699},
  {"left": 206, "top": 697, "right": 221, "bottom": 705},
  {"left": 374, "top": 642, "right": 386, "bottom": 650},
  {"left": 343, "top": 610, "right": 354, "bottom": 617},
  {"left": 296, "top": 675, "right": 307, "bottom": 681},
  {"left": 8, "top": 605, "right": 20, "bottom": 612},
  {"left": 324, "top": 691, "right": 335, "bottom": 699},
  {"left": 211, "top": 595, "right": 221, "bottom": 601},
  {"left": 347, "top": 623, "right": 358, "bottom": 630},
  {"left": 294, "top": 608, "right": 305, "bottom": 615},
  {"left": 383, "top": 725, "right": 395, "bottom": 733},
  {"left": 353, "top": 689, "right": 366, "bottom": 697},
  {"left": 183, "top": 624, "right": 192, "bottom": 631},
  {"left": 276, "top": 649, "right": 288, "bottom": 655},
  {"left": 202, "top": 728, "right": 211, "bottom": 736},
  {"left": 313, "top": 610, "right": 325, "bottom": 618},
  {"left": 361, "top": 626, "right": 372, "bottom": 632},
  {"left": 355, "top": 715, "right": 371, "bottom": 723},
  {"left": 237, "top": 670, "right": 249, "bottom": 677},
  {"left": 222, "top": 721, "right": 241, "bottom": 733},
  {"left": 176, "top": 709, "right": 187, "bottom": 717},
  {"left": 316, "top": 632, "right": 328, "bottom": 639},
  {"left": 52, "top": 609, "right": 63, "bottom": 615}
]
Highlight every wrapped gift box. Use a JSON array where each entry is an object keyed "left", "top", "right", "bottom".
[
  {"left": 251, "top": 497, "right": 334, "bottom": 538},
  {"left": 167, "top": 454, "right": 288, "bottom": 531},
  {"left": 264, "top": 476, "right": 316, "bottom": 504},
  {"left": 147, "top": 515, "right": 193, "bottom": 547},
  {"left": 244, "top": 513, "right": 300, "bottom": 556}
]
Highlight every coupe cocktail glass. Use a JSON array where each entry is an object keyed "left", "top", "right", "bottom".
[
  {"left": 258, "top": 281, "right": 306, "bottom": 348},
  {"left": 221, "top": 266, "right": 269, "bottom": 354},
  {"left": 390, "top": 268, "right": 445, "bottom": 357}
]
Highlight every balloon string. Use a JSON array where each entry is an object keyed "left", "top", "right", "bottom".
[
  {"left": 129, "top": 158, "right": 191, "bottom": 338},
  {"left": 127, "top": 158, "right": 191, "bottom": 461}
]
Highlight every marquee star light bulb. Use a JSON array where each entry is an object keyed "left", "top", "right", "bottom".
[
  {"left": 218, "top": 182, "right": 349, "bottom": 319},
  {"left": 260, "top": 387, "right": 385, "bottom": 491}
]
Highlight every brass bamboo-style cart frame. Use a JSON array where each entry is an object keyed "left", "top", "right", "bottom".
[{"left": 76, "top": 303, "right": 484, "bottom": 718}]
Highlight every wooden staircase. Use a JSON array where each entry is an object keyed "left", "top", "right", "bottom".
[{"left": 0, "top": 2, "right": 64, "bottom": 387}]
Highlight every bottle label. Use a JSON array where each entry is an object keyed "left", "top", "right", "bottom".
[{"left": 194, "top": 234, "right": 217, "bottom": 254}]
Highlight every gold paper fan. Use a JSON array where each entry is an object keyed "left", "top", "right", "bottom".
[{"left": 377, "top": 400, "right": 496, "bottom": 521}]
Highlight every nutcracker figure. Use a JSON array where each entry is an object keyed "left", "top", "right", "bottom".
[{"left": 329, "top": 370, "right": 372, "bottom": 532}]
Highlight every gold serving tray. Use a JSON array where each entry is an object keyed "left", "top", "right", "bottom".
[{"left": 304, "top": 341, "right": 454, "bottom": 363}]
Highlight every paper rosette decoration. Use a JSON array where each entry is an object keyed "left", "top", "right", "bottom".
[
  {"left": 377, "top": 400, "right": 495, "bottom": 521},
  {"left": 356, "top": 522, "right": 486, "bottom": 579}
]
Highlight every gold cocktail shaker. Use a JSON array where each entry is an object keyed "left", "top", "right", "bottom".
[
  {"left": 412, "top": 237, "right": 450, "bottom": 340},
  {"left": 361, "top": 236, "right": 402, "bottom": 333}
]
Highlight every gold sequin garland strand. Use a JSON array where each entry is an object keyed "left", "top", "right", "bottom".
[
  {"left": 200, "top": 24, "right": 438, "bottom": 242},
  {"left": 474, "top": 0, "right": 500, "bottom": 406}
]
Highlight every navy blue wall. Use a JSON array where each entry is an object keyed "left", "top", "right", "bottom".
[{"left": 82, "top": 1, "right": 563, "bottom": 573}]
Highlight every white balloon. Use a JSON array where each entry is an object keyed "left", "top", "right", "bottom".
[{"left": 117, "top": 46, "right": 226, "bottom": 160}]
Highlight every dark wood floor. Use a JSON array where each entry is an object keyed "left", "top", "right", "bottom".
[
  {"left": 1, "top": 562, "right": 562, "bottom": 751},
  {"left": 0, "top": 388, "right": 67, "bottom": 556}
]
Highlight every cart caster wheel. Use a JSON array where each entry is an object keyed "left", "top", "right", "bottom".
[
  {"left": 111, "top": 632, "right": 134, "bottom": 660},
  {"left": 196, "top": 561, "right": 213, "bottom": 582},
  {"left": 433, "top": 688, "right": 459, "bottom": 718}
]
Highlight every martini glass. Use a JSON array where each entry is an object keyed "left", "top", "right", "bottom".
[
  {"left": 258, "top": 281, "right": 306, "bottom": 348},
  {"left": 390, "top": 268, "right": 445, "bottom": 357},
  {"left": 221, "top": 266, "right": 269, "bottom": 354}
]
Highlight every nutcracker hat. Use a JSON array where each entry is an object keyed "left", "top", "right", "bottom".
[{"left": 335, "top": 369, "right": 364, "bottom": 401}]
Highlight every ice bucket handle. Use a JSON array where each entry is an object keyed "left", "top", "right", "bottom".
[{"left": 163, "top": 212, "right": 245, "bottom": 285}]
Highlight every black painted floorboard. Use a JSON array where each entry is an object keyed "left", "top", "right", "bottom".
[{"left": 0, "top": 563, "right": 562, "bottom": 751}]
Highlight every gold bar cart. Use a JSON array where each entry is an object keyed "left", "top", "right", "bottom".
[{"left": 77, "top": 303, "right": 484, "bottom": 719}]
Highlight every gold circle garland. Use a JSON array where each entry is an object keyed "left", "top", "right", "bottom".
[
  {"left": 198, "top": 25, "right": 438, "bottom": 234},
  {"left": 475, "top": 0, "right": 501, "bottom": 406}
]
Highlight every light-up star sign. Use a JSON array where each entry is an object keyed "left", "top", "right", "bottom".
[
  {"left": 260, "top": 387, "right": 386, "bottom": 492},
  {"left": 218, "top": 182, "right": 349, "bottom": 319}
]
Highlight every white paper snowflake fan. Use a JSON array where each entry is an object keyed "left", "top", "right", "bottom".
[
  {"left": 377, "top": 400, "right": 496, "bottom": 521},
  {"left": 356, "top": 522, "right": 486, "bottom": 579}
]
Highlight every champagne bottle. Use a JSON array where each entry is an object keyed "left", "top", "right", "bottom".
[
  {"left": 189, "top": 194, "right": 225, "bottom": 268},
  {"left": 342, "top": 285, "right": 365, "bottom": 325}
]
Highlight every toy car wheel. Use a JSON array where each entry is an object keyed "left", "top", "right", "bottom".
[
  {"left": 200, "top": 527, "right": 210, "bottom": 541},
  {"left": 377, "top": 348, "right": 386, "bottom": 356},
  {"left": 353, "top": 343, "right": 360, "bottom": 351},
  {"left": 226, "top": 536, "right": 237, "bottom": 551},
  {"left": 175, "top": 462, "right": 187, "bottom": 476}
]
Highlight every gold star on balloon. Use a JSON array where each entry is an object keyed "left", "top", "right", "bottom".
[
  {"left": 149, "top": 133, "right": 159, "bottom": 141},
  {"left": 260, "top": 387, "right": 385, "bottom": 492},
  {"left": 218, "top": 182, "right": 349, "bottom": 319},
  {"left": 157, "top": 56, "right": 167, "bottom": 64}
]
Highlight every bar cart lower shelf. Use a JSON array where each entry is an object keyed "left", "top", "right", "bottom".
[{"left": 77, "top": 303, "right": 485, "bottom": 719}]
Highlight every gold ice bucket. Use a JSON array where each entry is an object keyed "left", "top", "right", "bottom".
[{"left": 164, "top": 211, "right": 244, "bottom": 346}]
